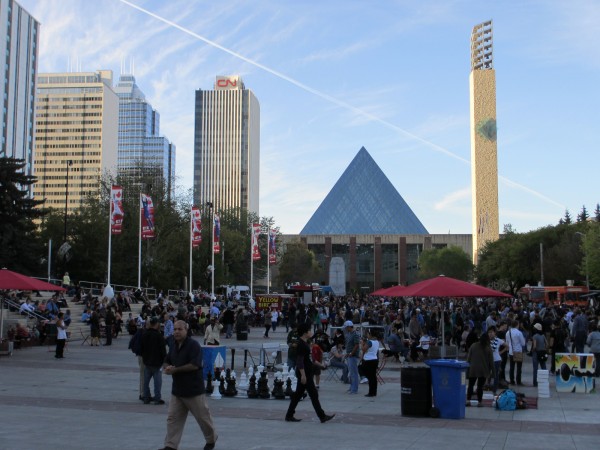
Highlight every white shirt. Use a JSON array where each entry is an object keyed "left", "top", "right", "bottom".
[
  {"left": 506, "top": 328, "right": 526, "bottom": 354},
  {"left": 271, "top": 311, "right": 279, "bottom": 322},
  {"left": 363, "top": 339, "right": 379, "bottom": 361}
]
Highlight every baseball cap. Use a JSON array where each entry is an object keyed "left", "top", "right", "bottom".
[
  {"left": 343, "top": 320, "right": 354, "bottom": 328},
  {"left": 533, "top": 323, "right": 542, "bottom": 331}
]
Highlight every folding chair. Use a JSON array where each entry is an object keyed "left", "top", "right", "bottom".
[
  {"left": 324, "top": 353, "right": 342, "bottom": 382},
  {"left": 80, "top": 329, "right": 91, "bottom": 346}
]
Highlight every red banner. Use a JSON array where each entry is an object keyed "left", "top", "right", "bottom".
[
  {"left": 110, "top": 185, "right": 124, "bottom": 235},
  {"left": 269, "top": 228, "right": 277, "bottom": 264},
  {"left": 140, "top": 193, "right": 155, "bottom": 240},
  {"left": 213, "top": 214, "right": 221, "bottom": 254},
  {"left": 191, "top": 206, "right": 202, "bottom": 248},
  {"left": 251, "top": 223, "right": 261, "bottom": 261}
]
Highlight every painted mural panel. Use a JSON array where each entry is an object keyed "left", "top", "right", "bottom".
[{"left": 555, "top": 353, "right": 596, "bottom": 393}]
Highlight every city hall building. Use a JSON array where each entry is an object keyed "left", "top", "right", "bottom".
[{"left": 281, "top": 147, "right": 472, "bottom": 294}]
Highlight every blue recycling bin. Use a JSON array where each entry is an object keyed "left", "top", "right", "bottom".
[
  {"left": 426, "top": 359, "right": 469, "bottom": 419},
  {"left": 202, "top": 345, "right": 226, "bottom": 380}
]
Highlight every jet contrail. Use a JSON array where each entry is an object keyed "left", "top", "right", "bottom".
[{"left": 118, "top": 0, "right": 565, "bottom": 209}]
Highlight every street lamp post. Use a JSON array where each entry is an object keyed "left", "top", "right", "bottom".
[
  {"left": 206, "top": 202, "right": 214, "bottom": 299},
  {"left": 63, "top": 160, "right": 73, "bottom": 242},
  {"left": 575, "top": 232, "right": 590, "bottom": 290}
]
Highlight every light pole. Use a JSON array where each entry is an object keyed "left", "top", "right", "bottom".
[
  {"left": 63, "top": 160, "right": 73, "bottom": 242},
  {"left": 206, "top": 201, "right": 214, "bottom": 299},
  {"left": 575, "top": 232, "right": 590, "bottom": 290}
]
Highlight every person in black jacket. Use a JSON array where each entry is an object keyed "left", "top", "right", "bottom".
[
  {"left": 285, "top": 323, "right": 335, "bottom": 424},
  {"left": 141, "top": 316, "right": 167, "bottom": 404}
]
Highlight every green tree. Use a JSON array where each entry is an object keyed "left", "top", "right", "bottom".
[
  {"left": 563, "top": 209, "right": 572, "bottom": 225},
  {"left": 594, "top": 203, "right": 600, "bottom": 222},
  {"left": 276, "top": 240, "right": 320, "bottom": 289},
  {"left": 418, "top": 246, "right": 474, "bottom": 281},
  {"left": 0, "top": 158, "right": 47, "bottom": 274},
  {"left": 580, "top": 223, "right": 600, "bottom": 288},
  {"left": 577, "top": 205, "right": 589, "bottom": 223}
]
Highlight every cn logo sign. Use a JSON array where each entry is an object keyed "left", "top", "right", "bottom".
[{"left": 216, "top": 77, "right": 238, "bottom": 89}]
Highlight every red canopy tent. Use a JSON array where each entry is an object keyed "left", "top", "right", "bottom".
[
  {"left": 1, "top": 268, "right": 65, "bottom": 341},
  {"left": 0, "top": 268, "right": 65, "bottom": 292},
  {"left": 397, "top": 275, "right": 512, "bottom": 298}
]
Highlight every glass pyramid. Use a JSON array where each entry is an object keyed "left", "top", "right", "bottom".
[{"left": 300, "top": 147, "right": 428, "bottom": 235}]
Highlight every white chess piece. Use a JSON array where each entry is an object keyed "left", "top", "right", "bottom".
[{"left": 211, "top": 378, "right": 222, "bottom": 399}]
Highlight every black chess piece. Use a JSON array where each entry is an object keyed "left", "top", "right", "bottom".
[
  {"left": 205, "top": 371, "right": 214, "bottom": 394},
  {"left": 219, "top": 374, "right": 225, "bottom": 395},
  {"left": 258, "top": 370, "right": 271, "bottom": 399},
  {"left": 272, "top": 376, "right": 286, "bottom": 399},
  {"left": 247, "top": 373, "right": 258, "bottom": 398},
  {"left": 224, "top": 369, "right": 238, "bottom": 397},
  {"left": 284, "top": 377, "right": 294, "bottom": 397}
]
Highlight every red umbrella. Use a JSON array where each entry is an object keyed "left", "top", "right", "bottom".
[
  {"left": 0, "top": 268, "right": 65, "bottom": 291},
  {"left": 383, "top": 285, "right": 408, "bottom": 297},
  {"left": 398, "top": 275, "right": 511, "bottom": 298},
  {"left": 371, "top": 286, "right": 394, "bottom": 296}
]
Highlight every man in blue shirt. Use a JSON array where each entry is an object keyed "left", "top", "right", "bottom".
[{"left": 344, "top": 320, "right": 361, "bottom": 394}]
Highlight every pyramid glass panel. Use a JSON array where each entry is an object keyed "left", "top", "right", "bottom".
[{"left": 300, "top": 147, "right": 428, "bottom": 235}]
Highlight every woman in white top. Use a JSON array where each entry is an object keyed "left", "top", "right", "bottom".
[
  {"left": 361, "top": 331, "right": 380, "bottom": 397},
  {"left": 55, "top": 312, "right": 68, "bottom": 359}
]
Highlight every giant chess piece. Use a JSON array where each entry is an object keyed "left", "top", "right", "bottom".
[
  {"left": 258, "top": 370, "right": 271, "bottom": 399},
  {"left": 214, "top": 367, "right": 222, "bottom": 383},
  {"left": 247, "top": 373, "right": 258, "bottom": 398},
  {"left": 211, "top": 377, "right": 222, "bottom": 399},
  {"left": 272, "top": 372, "right": 286, "bottom": 399},
  {"left": 224, "top": 368, "right": 238, "bottom": 397},
  {"left": 219, "top": 374, "right": 226, "bottom": 395},
  {"left": 205, "top": 372, "right": 214, "bottom": 394},
  {"left": 284, "top": 377, "right": 294, "bottom": 397}
]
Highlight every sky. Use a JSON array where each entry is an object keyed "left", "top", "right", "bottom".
[{"left": 19, "top": 0, "right": 600, "bottom": 235}]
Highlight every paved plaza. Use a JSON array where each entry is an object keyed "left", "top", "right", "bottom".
[{"left": 1, "top": 327, "right": 599, "bottom": 450}]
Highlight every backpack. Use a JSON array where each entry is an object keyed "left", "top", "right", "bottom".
[
  {"left": 128, "top": 329, "right": 143, "bottom": 356},
  {"left": 496, "top": 389, "right": 517, "bottom": 411}
]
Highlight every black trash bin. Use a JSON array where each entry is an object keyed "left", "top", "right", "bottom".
[
  {"left": 401, "top": 366, "right": 432, "bottom": 416},
  {"left": 236, "top": 330, "right": 248, "bottom": 341}
]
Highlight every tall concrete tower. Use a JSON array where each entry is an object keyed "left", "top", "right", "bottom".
[{"left": 470, "top": 20, "right": 499, "bottom": 264}]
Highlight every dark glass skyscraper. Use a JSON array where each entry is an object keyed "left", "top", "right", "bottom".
[
  {"left": 1, "top": 0, "right": 39, "bottom": 197},
  {"left": 114, "top": 74, "right": 175, "bottom": 193}
]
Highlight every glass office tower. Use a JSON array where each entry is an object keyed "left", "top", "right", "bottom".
[{"left": 0, "top": 0, "right": 39, "bottom": 197}]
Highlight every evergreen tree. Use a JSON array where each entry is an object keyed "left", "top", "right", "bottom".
[
  {"left": 577, "top": 205, "right": 589, "bottom": 223},
  {"left": 563, "top": 209, "right": 572, "bottom": 225},
  {"left": 594, "top": 203, "right": 600, "bottom": 222},
  {"left": 0, "top": 157, "right": 47, "bottom": 274}
]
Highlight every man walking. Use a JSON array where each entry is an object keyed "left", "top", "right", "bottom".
[
  {"left": 344, "top": 320, "right": 361, "bottom": 394},
  {"left": 160, "top": 320, "right": 218, "bottom": 450},
  {"left": 285, "top": 323, "right": 335, "bottom": 423},
  {"left": 141, "top": 316, "right": 167, "bottom": 405}
]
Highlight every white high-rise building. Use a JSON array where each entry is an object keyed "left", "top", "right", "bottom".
[
  {"left": 193, "top": 75, "right": 259, "bottom": 215},
  {"left": 0, "top": 0, "right": 39, "bottom": 196}
]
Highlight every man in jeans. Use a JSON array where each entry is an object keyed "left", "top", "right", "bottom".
[
  {"left": 141, "top": 316, "right": 167, "bottom": 404},
  {"left": 571, "top": 309, "right": 589, "bottom": 353},
  {"left": 343, "top": 321, "right": 361, "bottom": 394},
  {"left": 507, "top": 320, "right": 526, "bottom": 386}
]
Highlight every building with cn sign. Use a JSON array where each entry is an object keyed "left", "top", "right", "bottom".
[
  {"left": 193, "top": 75, "right": 260, "bottom": 215},
  {"left": 280, "top": 147, "right": 472, "bottom": 294},
  {"left": 0, "top": 0, "right": 39, "bottom": 197},
  {"left": 33, "top": 70, "right": 118, "bottom": 213},
  {"left": 114, "top": 74, "right": 176, "bottom": 196}
]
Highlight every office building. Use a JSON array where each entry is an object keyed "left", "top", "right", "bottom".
[
  {"left": 470, "top": 20, "right": 499, "bottom": 264},
  {"left": 114, "top": 74, "right": 175, "bottom": 195},
  {"left": 193, "top": 75, "right": 259, "bottom": 215},
  {"left": 0, "top": 0, "right": 39, "bottom": 197},
  {"left": 33, "top": 70, "right": 118, "bottom": 213}
]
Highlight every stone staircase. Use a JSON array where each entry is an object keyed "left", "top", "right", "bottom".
[{"left": 2, "top": 293, "right": 145, "bottom": 344}]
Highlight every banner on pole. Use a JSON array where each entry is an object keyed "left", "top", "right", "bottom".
[
  {"left": 140, "top": 193, "right": 155, "bottom": 240},
  {"left": 251, "top": 223, "right": 261, "bottom": 261},
  {"left": 191, "top": 206, "right": 202, "bottom": 248},
  {"left": 110, "top": 185, "right": 124, "bottom": 235},
  {"left": 269, "top": 228, "right": 277, "bottom": 265},
  {"left": 213, "top": 214, "right": 221, "bottom": 254}
]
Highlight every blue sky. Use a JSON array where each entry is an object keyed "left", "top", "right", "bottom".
[{"left": 20, "top": 0, "right": 600, "bottom": 235}]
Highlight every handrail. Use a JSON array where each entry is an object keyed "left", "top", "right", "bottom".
[
  {"left": 2, "top": 297, "right": 49, "bottom": 323},
  {"left": 77, "top": 280, "right": 157, "bottom": 301}
]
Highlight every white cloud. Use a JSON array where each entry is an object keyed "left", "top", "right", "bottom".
[{"left": 434, "top": 187, "right": 471, "bottom": 211}]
